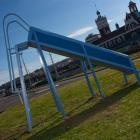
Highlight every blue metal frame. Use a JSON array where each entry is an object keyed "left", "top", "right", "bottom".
[
  {"left": 28, "top": 26, "right": 135, "bottom": 74},
  {"left": 80, "top": 61, "right": 94, "bottom": 97},
  {"left": 33, "top": 31, "right": 67, "bottom": 118},
  {"left": 130, "top": 61, "right": 140, "bottom": 85},
  {"left": 82, "top": 44, "right": 105, "bottom": 98},
  {"left": 4, "top": 13, "right": 140, "bottom": 133},
  {"left": 123, "top": 73, "right": 128, "bottom": 85},
  {"left": 15, "top": 46, "right": 32, "bottom": 132},
  {"left": 6, "top": 27, "right": 17, "bottom": 92},
  {"left": 3, "top": 20, "right": 14, "bottom": 93},
  {"left": 3, "top": 14, "right": 29, "bottom": 93}
]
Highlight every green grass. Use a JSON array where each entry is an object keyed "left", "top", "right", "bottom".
[
  {"left": 0, "top": 60, "right": 140, "bottom": 140},
  {"left": 60, "top": 51, "right": 140, "bottom": 82},
  {"left": 129, "top": 51, "right": 140, "bottom": 60}
]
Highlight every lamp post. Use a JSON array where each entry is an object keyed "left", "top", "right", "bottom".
[
  {"left": 49, "top": 53, "right": 59, "bottom": 79},
  {"left": 20, "top": 53, "right": 32, "bottom": 87}
]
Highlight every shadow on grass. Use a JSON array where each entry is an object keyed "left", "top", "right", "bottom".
[{"left": 28, "top": 83, "right": 139, "bottom": 140}]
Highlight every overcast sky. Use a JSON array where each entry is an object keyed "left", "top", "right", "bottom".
[{"left": 0, "top": 0, "right": 140, "bottom": 85}]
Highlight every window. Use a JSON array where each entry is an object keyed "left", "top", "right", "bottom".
[{"left": 117, "top": 37, "right": 122, "bottom": 43}]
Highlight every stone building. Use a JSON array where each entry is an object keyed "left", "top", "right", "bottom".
[{"left": 86, "top": 1, "right": 140, "bottom": 54}]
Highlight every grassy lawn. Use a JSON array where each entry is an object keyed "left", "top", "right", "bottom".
[
  {"left": 60, "top": 52, "right": 140, "bottom": 82},
  {"left": 0, "top": 59, "right": 140, "bottom": 140},
  {"left": 130, "top": 51, "right": 140, "bottom": 60}
]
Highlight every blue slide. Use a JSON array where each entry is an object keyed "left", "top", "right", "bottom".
[
  {"left": 16, "top": 25, "right": 140, "bottom": 132},
  {"left": 28, "top": 26, "right": 138, "bottom": 75},
  {"left": 5, "top": 14, "right": 140, "bottom": 132}
]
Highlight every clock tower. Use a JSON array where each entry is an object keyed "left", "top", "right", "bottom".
[
  {"left": 129, "top": 0, "right": 138, "bottom": 13},
  {"left": 95, "top": 10, "right": 111, "bottom": 37}
]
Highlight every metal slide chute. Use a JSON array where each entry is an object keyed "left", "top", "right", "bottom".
[
  {"left": 28, "top": 26, "right": 139, "bottom": 75},
  {"left": 3, "top": 13, "right": 140, "bottom": 132}
]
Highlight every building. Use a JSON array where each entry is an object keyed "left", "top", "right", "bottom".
[
  {"left": 0, "top": 58, "right": 82, "bottom": 96},
  {"left": 86, "top": 1, "right": 140, "bottom": 54}
]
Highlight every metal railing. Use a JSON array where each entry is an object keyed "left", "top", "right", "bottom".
[{"left": 3, "top": 13, "right": 30, "bottom": 93}]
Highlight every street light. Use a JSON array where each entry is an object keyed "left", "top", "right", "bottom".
[
  {"left": 20, "top": 53, "right": 32, "bottom": 87},
  {"left": 49, "top": 52, "right": 59, "bottom": 79}
]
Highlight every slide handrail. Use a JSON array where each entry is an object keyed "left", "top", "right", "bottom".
[{"left": 3, "top": 13, "right": 30, "bottom": 93}]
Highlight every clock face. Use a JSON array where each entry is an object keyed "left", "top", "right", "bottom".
[
  {"left": 98, "top": 23, "right": 108, "bottom": 30},
  {"left": 97, "top": 19, "right": 108, "bottom": 28}
]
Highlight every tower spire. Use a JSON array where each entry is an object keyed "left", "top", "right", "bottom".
[
  {"left": 94, "top": 3, "right": 101, "bottom": 17},
  {"left": 95, "top": 11, "right": 111, "bottom": 36},
  {"left": 94, "top": 3, "right": 97, "bottom": 11}
]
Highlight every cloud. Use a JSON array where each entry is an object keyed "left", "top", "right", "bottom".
[
  {"left": 68, "top": 26, "right": 94, "bottom": 38},
  {"left": 108, "top": 19, "right": 112, "bottom": 23}
]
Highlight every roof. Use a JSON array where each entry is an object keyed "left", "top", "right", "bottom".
[
  {"left": 87, "top": 24, "right": 140, "bottom": 44},
  {"left": 86, "top": 9, "right": 140, "bottom": 44},
  {"left": 92, "top": 26, "right": 126, "bottom": 44},
  {"left": 96, "top": 10, "right": 100, "bottom": 16},
  {"left": 129, "top": 1, "right": 136, "bottom": 5}
]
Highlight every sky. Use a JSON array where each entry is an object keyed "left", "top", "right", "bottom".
[{"left": 0, "top": 0, "right": 140, "bottom": 85}]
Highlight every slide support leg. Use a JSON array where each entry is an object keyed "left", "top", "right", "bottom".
[
  {"left": 3, "top": 23, "right": 14, "bottom": 93},
  {"left": 82, "top": 45, "right": 105, "bottom": 98},
  {"left": 80, "top": 61, "right": 94, "bottom": 97},
  {"left": 130, "top": 61, "right": 140, "bottom": 85},
  {"left": 6, "top": 27, "right": 17, "bottom": 93},
  {"left": 135, "top": 71, "right": 140, "bottom": 85},
  {"left": 9, "top": 50, "right": 17, "bottom": 92},
  {"left": 123, "top": 73, "right": 128, "bottom": 85},
  {"left": 33, "top": 32, "right": 67, "bottom": 118},
  {"left": 15, "top": 46, "right": 32, "bottom": 132}
]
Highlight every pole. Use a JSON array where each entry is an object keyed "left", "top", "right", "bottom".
[
  {"left": 49, "top": 52, "right": 59, "bottom": 79},
  {"left": 6, "top": 27, "right": 17, "bottom": 92},
  {"left": 82, "top": 44, "right": 105, "bottom": 97},
  {"left": 15, "top": 46, "right": 32, "bottom": 132},
  {"left": 123, "top": 73, "right": 128, "bottom": 85},
  {"left": 130, "top": 59, "right": 140, "bottom": 85},
  {"left": 20, "top": 53, "right": 32, "bottom": 86},
  {"left": 80, "top": 61, "right": 95, "bottom": 97},
  {"left": 3, "top": 20, "right": 14, "bottom": 93},
  {"left": 33, "top": 32, "right": 67, "bottom": 118}
]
